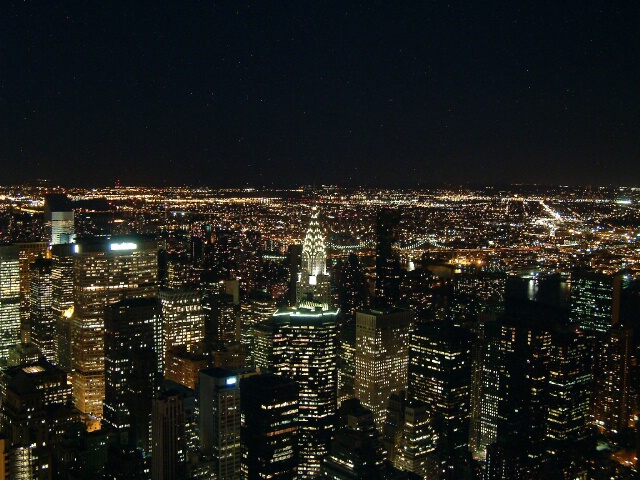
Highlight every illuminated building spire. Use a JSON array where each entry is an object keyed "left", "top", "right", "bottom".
[
  {"left": 296, "top": 207, "right": 330, "bottom": 308},
  {"left": 301, "top": 206, "right": 326, "bottom": 276}
]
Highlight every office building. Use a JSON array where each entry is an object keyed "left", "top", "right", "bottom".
[
  {"left": 546, "top": 325, "right": 591, "bottom": 465},
  {"left": 480, "top": 317, "right": 552, "bottom": 477},
  {"left": 199, "top": 368, "right": 241, "bottom": 480},
  {"left": 44, "top": 193, "right": 75, "bottom": 245},
  {"left": 72, "top": 236, "right": 158, "bottom": 418},
  {"left": 152, "top": 391, "right": 187, "bottom": 480},
  {"left": 570, "top": 271, "right": 621, "bottom": 334},
  {"left": 337, "top": 253, "right": 368, "bottom": 323},
  {"left": 103, "top": 298, "right": 161, "bottom": 455},
  {"left": 320, "top": 399, "right": 385, "bottom": 480},
  {"left": 252, "top": 318, "right": 287, "bottom": 373},
  {"left": 212, "top": 342, "right": 246, "bottom": 371},
  {"left": 468, "top": 312, "right": 496, "bottom": 459},
  {"left": 272, "top": 306, "right": 338, "bottom": 479},
  {"left": 355, "top": 308, "right": 413, "bottom": 428},
  {"left": 592, "top": 325, "right": 633, "bottom": 435},
  {"left": 30, "top": 256, "right": 56, "bottom": 363},
  {"left": 374, "top": 209, "right": 401, "bottom": 309},
  {"left": 239, "top": 291, "right": 276, "bottom": 367},
  {"left": 393, "top": 398, "right": 437, "bottom": 479},
  {"left": 202, "top": 287, "right": 239, "bottom": 345},
  {"left": 0, "top": 359, "right": 80, "bottom": 479},
  {"left": 338, "top": 322, "right": 356, "bottom": 405},
  {"left": 51, "top": 243, "right": 75, "bottom": 372},
  {"left": 7, "top": 341, "right": 41, "bottom": 367},
  {"left": 240, "top": 374, "right": 299, "bottom": 480},
  {"left": 159, "top": 288, "right": 205, "bottom": 372},
  {"left": 164, "top": 345, "right": 209, "bottom": 390},
  {"left": 408, "top": 322, "right": 472, "bottom": 477},
  {"left": 0, "top": 245, "right": 20, "bottom": 365},
  {"left": 16, "top": 241, "right": 48, "bottom": 343}
]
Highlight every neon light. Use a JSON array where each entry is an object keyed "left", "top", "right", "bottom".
[
  {"left": 110, "top": 242, "right": 137, "bottom": 251},
  {"left": 226, "top": 377, "right": 237, "bottom": 386}
]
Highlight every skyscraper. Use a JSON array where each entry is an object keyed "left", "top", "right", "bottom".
[
  {"left": 468, "top": 312, "right": 496, "bottom": 459},
  {"left": 393, "top": 398, "right": 438, "bottom": 479},
  {"left": 44, "top": 193, "right": 75, "bottom": 245},
  {"left": 51, "top": 243, "right": 75, "bottom": 372},
  {"left": 0, "top": 359, "right": 80, "bottom": 479},
  {"left": 481, "top": 317, "right": 552, "bottom": 478},
  {"left": 202, "top": 286, "right": 239, "bottom": 345},
  {"left": 338, "top": 322, "right": 357, "bottom": 405},
  {"left": 72, "top": 236, "right": 158, "bottom": 418},
  {"left": 16, "top": 241, "right": 48, "bottom": 343},
  {"left": 30, "top": 256, "right": 56, "bottom": 363},
  {"left": 159, "top": 288, "right": 205, "bottom": 372},
  {"left": 408, "top": 322, "right": 472, "bottom": 478},
  {"left": 104, "top": 298, "right": 161, "bottom": 455},
  {"left": 546, "top": 325, "right": 591, "bottom": 463},
  {"left": 252, "top": 318, "right": 287, "bottom": 373},
  {"left": 239, "top": 291, "right": 276, "bottom": 368},
  {"left": 337, "top": 252, "right": 368, "bottom": 322},
  {"left": 320, "top": 398, "right": 385, "bottom": 480},
  {"left": 591, "top": 325, "right": 633, "bottom": 435},
  {"left": 152, "top": 391, "right": 187, "bottom": 480},
  {"left": 570, "top": 271, "right": 621, "bottom": 334},
  {"left": 272, "top": 306, "right": 338, "bottom": 479},
  {"left": 199, "top": 368, "right": 241, "bottom": 480},
  {"left": 240, "top": 374, "right": 299, "bottom": 480},
  {"left": 374, "top": 209, "right": 401, "bottom": 309},
  {"left": 0, "top": 245, "right": 20, "bottom": 365},
  {"left": 295, "top": 207, "right": 331, "bottom": 308},
  {"left": 355, "top": 308, "right": 413, "bottom": 428}
]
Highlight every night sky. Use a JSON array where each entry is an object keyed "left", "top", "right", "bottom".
[{"left": 1, "top": 2, "right": 639, "bottom": 187}]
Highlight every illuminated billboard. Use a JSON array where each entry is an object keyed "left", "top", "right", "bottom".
[{"left": 110, "top": 242, "right": 137, "bottom": 251}]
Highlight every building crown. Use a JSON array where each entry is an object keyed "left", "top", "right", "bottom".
[{"left": 301, "top": 207, "right": 326, "bottom": 276}]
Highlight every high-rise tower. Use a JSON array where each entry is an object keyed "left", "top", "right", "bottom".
[
  {"left": 0, "top": 245, "right": 20, "bottom": 365},
  {"left": 408, "top": 322, "right": 472, "bottom": 478},
  {"left": 199, "top": 368, "right": 242, "bottom": 480},
  {"left": 51, "top": 243, "right": 75, "bottom": 372},
  {"left": 355, "top": 308, "right": 413, "bottom": 429},
  {"left": 240, "top": 374, "right": 299, "bottom": 480},
  {"left": 104, "top": 298, "right": 161, "bottom": 454},
  {"left": 591, "top": 325, "right": 633, "bottom": 435},
  {"left": 72, "top": 236, "right": 158, "bottom": 419},
  {"left": 570, "top": 271, "right": 621, "bottom": 334},
  {"left": 44, "top": 193, "right": 75, "bottom": 245},
  {"left": 374, "top": 209, "right": 401, "bottom": 309},
  {"left": 272, "top": 306, "right": 338, "bottom": 479},
  {"left": 296, "top": 207, "right": 330, "bottom": 308},
  {"left": 152, "top": 391, "right": 187, "bottom": 480},
  {"left": 30, "top": 256, "right": 55, "bottom": 363},
  {"left": 159, "top": 288, "right": 204, "bottom": 372}
]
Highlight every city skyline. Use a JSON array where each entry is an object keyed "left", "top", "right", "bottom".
[
  {"left": 0, "top": 2, "right": 639, "bottom": 477},
  {"left": 0, "top": 185, "right": 637, "bottom": 477}
]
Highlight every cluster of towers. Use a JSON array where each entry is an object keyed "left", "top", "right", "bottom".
[{"left": 0, "top": 198, "right": 637, "bottom": 480}]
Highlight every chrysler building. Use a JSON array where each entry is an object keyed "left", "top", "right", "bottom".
[{"left": 296, "top": 207, "right": 331, "bottom": 308}]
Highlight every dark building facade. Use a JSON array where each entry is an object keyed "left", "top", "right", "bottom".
[
  {"left": 240, "top": 374, "right": 299, "bottom": 480},
  {"left": 103, "top": 297, "right": 162, "bottom": 455},
  {"left": 152, "top": 390, "right": 187, "bottom": 480},
  {"left": 374, "top": 209, "right": 401, "bottom": 309},
  {"left": 408, "top": 322, "right": 473, "bottom": 478}
]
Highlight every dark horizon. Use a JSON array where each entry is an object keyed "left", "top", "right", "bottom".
[
  {"left": 2, "top": 2, "right": 639, "bottom": 187},
  {"left": 6, "top": 179, "right": 639, "bottom": 191}
]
